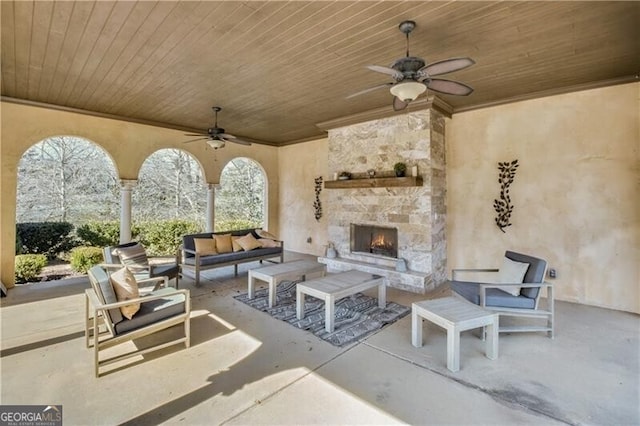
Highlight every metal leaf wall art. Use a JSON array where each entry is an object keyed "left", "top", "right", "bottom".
[
  {"left": 493, "top": 159, "right": 519, "bottom": 232},
  {"left": 314, "top": 176, "right": 323, "bottom": 221}
]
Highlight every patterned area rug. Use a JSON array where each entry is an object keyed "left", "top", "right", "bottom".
[{"left": 234, "top": 280, "right": 410, "bottom": 347}]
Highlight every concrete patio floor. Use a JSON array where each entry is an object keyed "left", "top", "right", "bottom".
[{"left": 1, "top": 252, "right": 638, "bottom": 425}]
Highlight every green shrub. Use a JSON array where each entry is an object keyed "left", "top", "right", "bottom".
[
  {"left": 16, "top": 222, "right": 78, "bottom": 259},
  {"left": 214, "top": 219, "right": 261, "bottom": 233},
  {"left": 76, "top": 221, "right": 121, "bottom": 247},
  {"left": 69, "top": 246, "right": 104, "bottom": 273},
  {"left": 136, "top": 220, "right": 201, "bottom": 256},
  {"left": 15, "top": 254, "right": 48, "bottom": 283}
]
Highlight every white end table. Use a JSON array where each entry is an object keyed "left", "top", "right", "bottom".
[
  {"left": 412, "top": 296, "right": 498, "bottom": 372},
  {"left": 296, "top": 270, "right": 386, "bottom": 333},
  {"left": 248, "top": 260, "right": 326, "bottom": 308}
]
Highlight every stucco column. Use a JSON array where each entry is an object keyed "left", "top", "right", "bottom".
[
  {"left": 120, "top": 180, "right": 137, "bottom": 243},
  {"left": 206, "top": 184, "right": 219, "bottom": 232}
]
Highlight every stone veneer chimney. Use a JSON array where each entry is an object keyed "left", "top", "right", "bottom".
[{"left": 325, "top": 108, "right": 447, "bottom": 293}]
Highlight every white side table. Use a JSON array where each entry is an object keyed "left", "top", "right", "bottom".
[
  {"left": 412, "top": 297, "right": 498, "bottom": 372},
  {"left": 248, "top": 260, "right": 326, "bottom": 308}
]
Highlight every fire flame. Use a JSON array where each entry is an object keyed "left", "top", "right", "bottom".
[{"left": 371, "top": 233, "right": 394, "bottom": 250}]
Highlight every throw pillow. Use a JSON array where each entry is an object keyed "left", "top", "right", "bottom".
[
  {"left": 110, "top": 267, "right": 140, "bottom": 320},
  {"left": 194, "top": 237, "right": 217, "bottom": 255},
  {"left": 258, "top": 238, "right": 279, "bottom": 248},
  {"left": 214, "top": 234, "right": 233, "bottom": 253},
  {"left": 256, "top": 229, "right": 278, "bottom": 240},
  {"left": 498, "top": 257, "right": 530, "bottom": 297},
  {"left": 236, "top": 233, "right": 262, "bottom": 251},
  {"left": 231, "top": 236, "right": 244, "bottom": 252},
  {"left": 116, "top": 243, "right": 149, "bottom": 272}
]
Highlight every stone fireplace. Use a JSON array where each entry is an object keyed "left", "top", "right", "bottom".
[{"left": 319, "top": 106, "right": 447, "bottom": 293}]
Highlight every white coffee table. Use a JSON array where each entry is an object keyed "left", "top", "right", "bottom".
[
  {"left": 412, "top": 296, "right": 498, "bottom": 372},
  {"left": 248, "top": 260, "right": 326, "bottom": 308},
  {"left": 296, "top": 270, "right": 386, "bottom": 333}
]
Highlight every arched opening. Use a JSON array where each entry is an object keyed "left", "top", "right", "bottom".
[
  {"left": 17, "top": 135, "right": 119, "bottom": 223},
  {"left": 15, "top": 135, "right": 118, "bottom": 283},
  {"left": 215, "top": 157, "right": 267, "bottom": 231},
  {"left": 134, "top": 148, "right": 207, "bottom": 227}
]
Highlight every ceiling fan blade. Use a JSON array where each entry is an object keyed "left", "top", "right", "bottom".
[
  {"left": 419, "top": 57, "right": 475, "bottom": 77},
  {"left": 220, "top": 134, "right": 252, "bottom": 146},
  {"left": 183, "top": 137, "right": 210, "bottom": 144},
  {"left": 393, "top": 96, "right": 408, "bottom": 111},
  {"left": 426, "top": 78, "right": 474, "bottom": 96},
  {"left": 366, "top": 65, "right": 403, "bottom": 80},
  {"left": 184, "top": 133, "right": 208, "bottom": 137},
  {"left": 346, "top": 83, "right": 393, "bottom": 99}
]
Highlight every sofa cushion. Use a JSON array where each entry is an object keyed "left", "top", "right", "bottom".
[
  {"left": 113, "top": 287, "right": 186, "bottom": 335},
  {"left": 450, "top": 280, "right": 536, "bottom": 309},
  {"left": 256, "top": 229, "right": 278, "bottom": 240},
  {"left": 183, "top": 230, "right": 263, "bottom": 257},
  {"left": 231, "top": 236, "right": 243, "bottom": 252},
  {"left": 236, "top": 233, "right": 262, "bottom": 251},
  {"left": 182, "top": 246, "right": 282, "bottom": 266},
  {"left": 110, "top": 267, "right": 141, "bottom": 319},
  {"left": 214, "top": 234, "right": 233, "bottom": 253},
  {"left": 498, "top": 257, "right": 530, "bottom": 296},
  {"left": 194, "top": 237, "right": 217, "bottom": 255},
  {"left": 259, "top": 238, "right": 279, "bottom": 248}
]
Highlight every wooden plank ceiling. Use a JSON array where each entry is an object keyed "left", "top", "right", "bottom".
[{"left": 2, "top": 1, "right": 638, "bottom": 146}]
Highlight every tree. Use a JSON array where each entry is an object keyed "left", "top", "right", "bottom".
[
  {"left": 133, "top": 149, "right": 207, "bottom": 225},
  {"left": 17, "top": 139, "right": 264, "bottom": 236},
  {"left": 16, "top": 136, "right": 119, "bottom": 223},
  {"left": 215, "top": 158, "right": 265, "bottom": 230}
]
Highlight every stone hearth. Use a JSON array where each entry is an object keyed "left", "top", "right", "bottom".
[{"left": 323, "top": 108, "right": 447, "bottom": 293}]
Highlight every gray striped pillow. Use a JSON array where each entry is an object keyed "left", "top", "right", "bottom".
[{"left": 116, "top": 243, "right": 149, "bottom": 270}]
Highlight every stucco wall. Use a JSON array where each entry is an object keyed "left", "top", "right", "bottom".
[
  {"left": 0, "top": 102, "right": 279, "bottom": 287},
  {"left": 277, "top": 138, "right": 329, "bottom": 256},
  {"left": 447, "top": 83, "right": 639, "bottom": 313},
  {"left": 3, "top": 83, "right": 638, "bottom": 313}
]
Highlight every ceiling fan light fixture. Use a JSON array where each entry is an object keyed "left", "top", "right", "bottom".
[
  {"left": 207, "top": 139, "right": 225, "bottom": 150},
  {"left": 390, "top": 81, "right": 426, "bottom": 102}
]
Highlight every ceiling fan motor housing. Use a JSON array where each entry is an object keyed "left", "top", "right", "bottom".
[
  {"left": 208, "top": 127, "right": 224, "bottom": 136},
  {"left": 391, "top": 56, "right": 426, "bottom": 81}
]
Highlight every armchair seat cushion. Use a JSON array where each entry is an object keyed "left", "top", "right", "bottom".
[
  {"left": 114, "top": 287, "right": 187, "bottom": 335},
  {"left": 150, "top": 262, "right": 180, "bottom": 277},
  {"left": 451, "top": 280, "right": 536, "bottom": 309}
]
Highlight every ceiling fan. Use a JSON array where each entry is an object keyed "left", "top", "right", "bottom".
[
  {"left": 184, "top": 106, "right": 251, "bottom": 149},
  {"left": 348, "top": 20, "right": 475, "bottom": 111}
]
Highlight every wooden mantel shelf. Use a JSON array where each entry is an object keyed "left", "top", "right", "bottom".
[{"left": 324, "top": 176, "right": 423, "bottom": 189}]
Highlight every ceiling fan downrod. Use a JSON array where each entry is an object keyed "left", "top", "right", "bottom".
[
  {"left": 399, "top": 20, "right": 416, "bottom": 57},
  {"left": 212, "top": 106, "right": 222, "bottom": 127}
]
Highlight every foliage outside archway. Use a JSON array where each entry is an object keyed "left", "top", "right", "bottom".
[
  {"left": 216, "top": 157, "right": 266, "bottom": 231},
  {"left": 16, "top": 135, "right": 119, "bottom": 223},
  {"left": 134, "top": 148, "right": 207, "bottom": 227}
]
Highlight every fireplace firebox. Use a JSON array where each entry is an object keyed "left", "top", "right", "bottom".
[{"left": 350, "top": 224, "right": 398, "bottom": 258}]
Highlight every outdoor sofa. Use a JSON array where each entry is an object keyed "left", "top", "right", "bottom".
[{"left": 181, "top": 229, "right": 283, "bottom": 286}]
